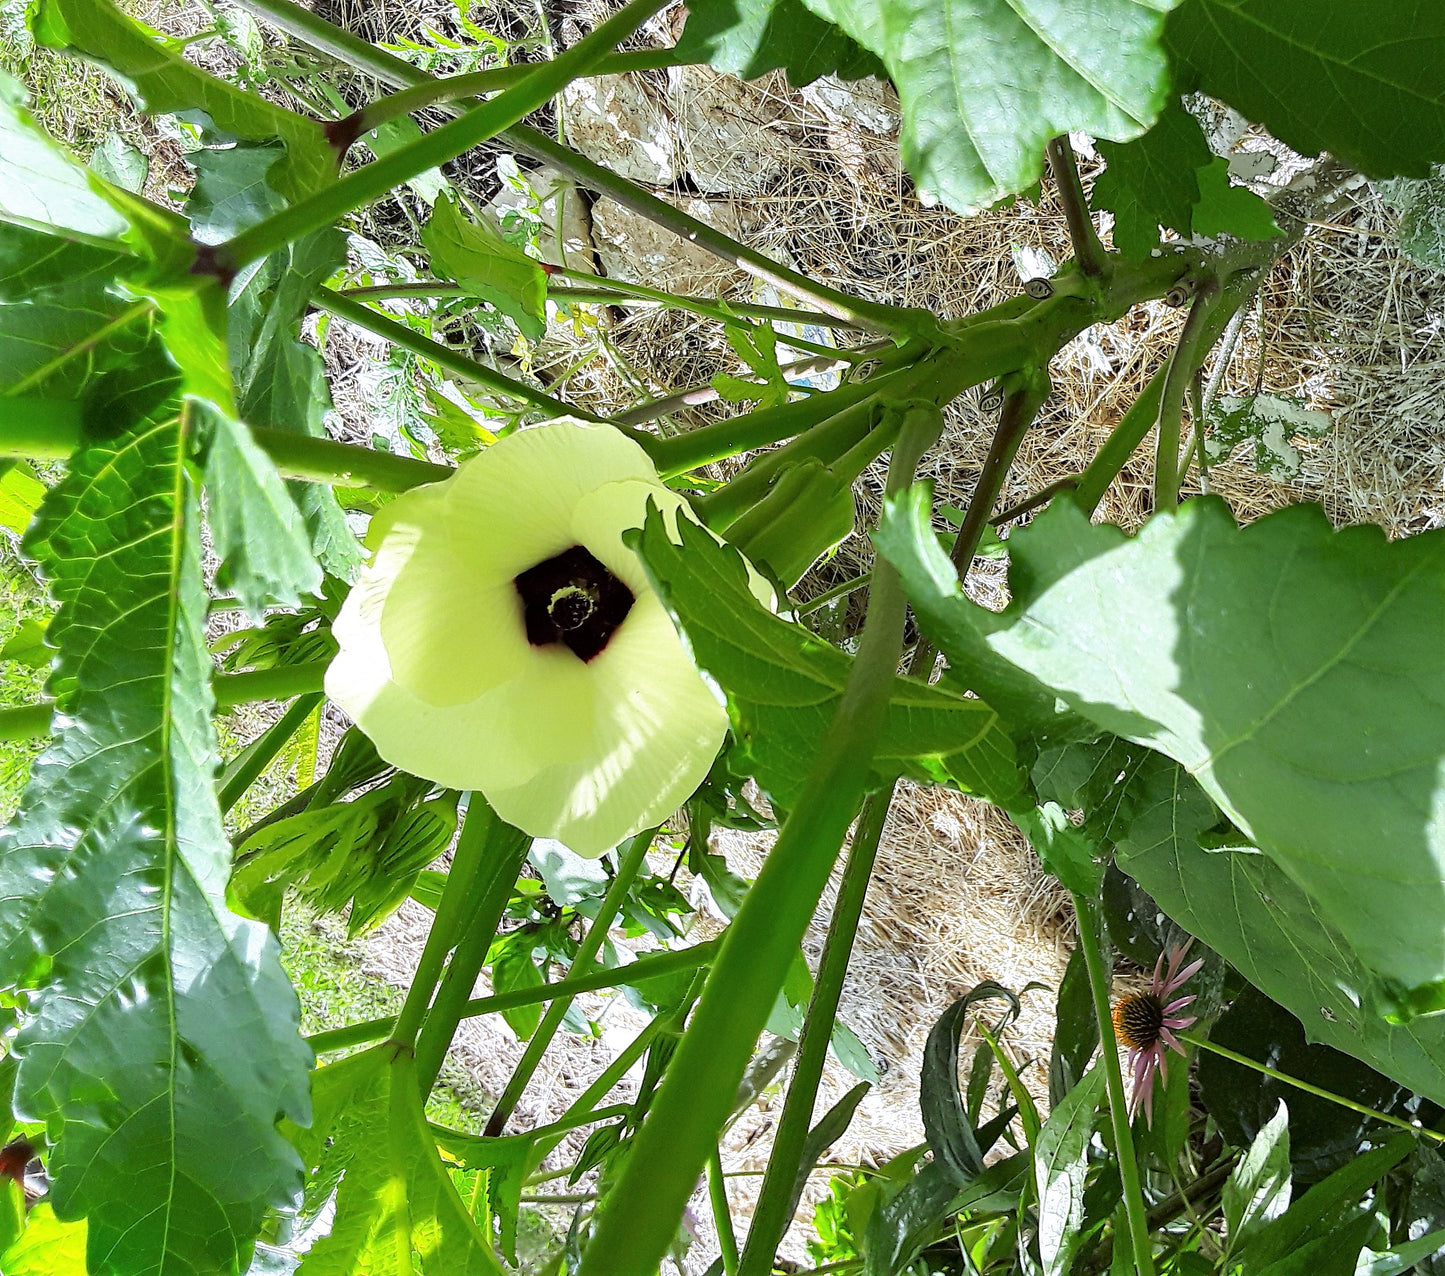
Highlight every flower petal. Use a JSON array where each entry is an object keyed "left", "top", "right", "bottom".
[
  {"left": 485, "top": 592, "right": 727, "bottom": 856},
  {"left": 1165, "top": 957, "right": 1205, "bottom": 993}
]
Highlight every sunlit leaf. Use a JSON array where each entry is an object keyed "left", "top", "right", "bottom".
[
  {"left": 674, "top": 0, "right": 882, "bottom": 86},
  {"left": 422, "top": 193, "right": 546, "bottom": 341},
  {"left": 1035, "top": 1066, "right": 1105, "bottom": 1276}
]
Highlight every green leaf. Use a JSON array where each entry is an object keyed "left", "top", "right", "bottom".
[
  {"left": 1114, "top": 754, "right": 1445, "bottom": 1105},
  {"left": 423, "top": 193, "right": 546, "bottom": 341},
  {"left": 1223, "top": 1100, "right": 1292, "bottom": 1254},
  {"left": 673, "top": 0, "right": 883, "bottom": 86},
  {"left": 1015, "top": 801, "right": 1103, "bottom": 897},
  {"left": 795, "top": 0, "right": 1182, "bottom": 214},
  {"left": 30, "top": 0, "right": 334, "bottom": 200},
  {"left": 491, "top": 933, "right": 546, "bottom": 1039},
  {"left": 187, "top": 143, "right": 361, "bottom": 581},
  {"left": 874, "top": 483, "right": 1093, "bottom": 741},
  {"left": 0, "top": 463, "right": 46, "bottom": 535},
  {"left": 978, "top": 496, "right": 1445, "bottom": 1003},
  {"left": 1092, "top": 99, "right": 1277, "bottom": 258},
  {"left": 1377, "top": 168, "right": 1445, "bottom": 273},
  {"left": 0, "top": 68, "right": 128, "bottom": 239},
  {"left": 0, "top": 1204, "right": 88, "bottom": 1275},
  {"left": 1049, "top": 944, "right": 1098, "bottom": 1108},
  {"left": 1166, "top": 0, "right": 1445, "bottom": 181},
  {"left": 1204, "top": 393, "right": 1331, "bottom": 479},
  {"left": 0, "top": 394, "right": 310, "bottom": 1274},
  {"left": 89, "top": 131, "right": 148, "bottom": 193},
  {"left": 1035, "top": 1065, "right": 1106, "bottom": 1276},
  {"left": 431, "top": 1128, "right": 536, "bottom": 1265},
  {"left": 529, "top": 838, "right": 610, "bottom": 906},
  {"left": 1202, "top": 986, "right": 1419, "bottom": 1184},
  {"left": 1356, "top": 1227, "right": 1445, "bottom": 1276},
  {"left": 295, "top": 1049, "right": 506, "bottom": 1276},
  {"left": 0, "top": 616, "right": 49, "bottom": 667},
  {"left": 634, "top": 507, "right": 1022, "bottom": 807},
  {"left": 781, "top": 1082, "right": 871, "bottom": 1239},
  {"left": 201, "top": 408, "right": 323, "bottom": 616}
]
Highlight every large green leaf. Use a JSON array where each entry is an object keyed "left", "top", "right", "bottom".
[
  {"left": 1112, "top": 753, "right": 1445, "bottom": 1105},
  {"left": 1166, "top": 0, "right": 1445, "bottom": 180},
  {"left": 30, "top": 0, "right": 334, "bottom": 200},
  {"left": 963, "top": 496, "right": 1445, "bottom": 1005},
  {"left": 294, "top": 1049, "right": 505, "bottom": 1276},
  {"left": 1092, "top": 99, "right": 1276, "bottom": 259},
  {"left": 795, "top": 0, "right": 1181, "bottom": 214},
  {"left": 633, "top": 508, "right": 1022, "bottom": 808},
  {"left": 0, "top": 393, "right": 310, "bottom": 1273},
  {"left": 674, "top": 0, "right": 883, "bottom": 86}
]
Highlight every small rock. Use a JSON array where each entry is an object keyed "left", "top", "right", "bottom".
[
  {"left": 590, "top": 197, "right": 751, "bottom": 293},
  {"left": 799, "top": 74, "right": 899, "bottom": 137},
  {"left": 668, "top": 66, "right": 789, "bottom": 196},
  {"left": 562, "top": 74, "right": 678, "bottom": 187}
]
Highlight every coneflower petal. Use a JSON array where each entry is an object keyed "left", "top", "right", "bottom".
[
  {"left": 1164, "top": 995, "right": 1195, "bottom": 1014},
  {"left": 1164, "top": 959, "right": 1205, "bottom": 994},
  {"left": 1162, "top": 1015, "right": 1196, "bottom": 1030},
  {"left": 1159, "top": 1026, "right": 1183, "bottom": 1053}
]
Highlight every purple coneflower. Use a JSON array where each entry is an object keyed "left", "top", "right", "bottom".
[{"left": 1112, "top": 940, "right": 1203, "bottom": 1125}]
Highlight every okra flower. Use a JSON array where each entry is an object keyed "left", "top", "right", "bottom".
[{"left": 325, "top": 420, "right": 732, "bottom": 857}]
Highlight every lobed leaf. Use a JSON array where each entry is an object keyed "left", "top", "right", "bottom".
[
  {"left": 674, "top": 0, "right": 883, "bottom": 86},
  {"left": 1166, "top": 0, "right": 1445, "bottom": 181},
  {"left": 0, "top": 394, "right": 310, "bottom": 1275},
  {"left": 422, "top": 193, "right": 547, "bottom": 341},
  {"left": 795, "top": 0, "right": 1182, "bottom": 214}
]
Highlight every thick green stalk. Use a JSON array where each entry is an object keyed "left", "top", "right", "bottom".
[
  {"left": 350, "top": 48, "right": 685, "bottom": 137},
  {"left": 1181, "top": 1032, "right": 1445, "bottom": 1146},
  {"left": 1153, "top": 279, "right": 1221, "bottom": 513},
  {"left": 739, "top": 785, "right": 895, "bottom": 1273},
  {"left": 306, "top": 938, "right": 717, "bottom": 1055},
  {"left": 229, "top": 0, "right": 917, "bottom": 336},
  {"left": 215, "top": 661, "right": 331, "bottom": 707},
  {"left": 1074, "top": 895, "right": 1154, "bottom": 1276},
  {"left": 218, "top": 691, "right": 323, "bottom": 814},
  {"left": 390, "top": 796, "right": 514, "bottom": 1049},
  {"left": 1046, "top": 136, "right": 1107, "bottom": 280},
  {"left": 485, "top": 828, "right": 656, "bottom": 1136},
  {"left": 581, "top": 408, "right": 942, "bottom": 1275},
  {"left": 315, "top": 287, "right": 593, "bottom": 422},
  {"left": 218, "top": 0, "right": 670, "bottom": 270},
  {"left": 413, "top": 809, "right": 532, "bottom": 1092}
]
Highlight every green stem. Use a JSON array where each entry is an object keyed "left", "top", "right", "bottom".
[
  {"left": 710, "top": 1145, "right": 742, "bottom": 1276},
  {"left": 350, "top": 47, "right": 685, "bottom": 137},
  {"left": 739, "top": 785, "right": 895, "bottom": 1274},
  {"left": 978, "top": 1022, "right": 1041, "bottom": 1146},
  {"left": 413, "top": 808, "right": 532, "bottom": 1092},
  {"left": 581, "top": 407, "right": 942, "bottom": 1275},
  {"left": 485, "top": 828, "right": 656, "bottom": 1136},
  {"left": 218, "top": 691, "right": 323, "bottom": 814},
  {"left": 341, "top": 279, "right": 867, "bottom": 331},
  {"left": 214, "top": 660, "right": 330, "bottom": 707},
  {"left": 1181, "top": 1032, "right": 1445, "bottom": 1146},
  {"left": 218, "top": 0, "right": 670, "bottom": 270},
  {"left": 0, "top": 703, "right": 54, "bottom": 743},
  {"left": 1046, "top": 136, "right": 1107, "bottom": 280},
  {"left": 1074, "top": 894, "right": 1155, "bottom": 1276},
  {"left": 1153, "top": 278, "right": 1221, "bottom": 513},
  {"left": 390, "top": 796, "right": 511, "bottom": 1049},
  {"left": 228, "top": 0, "right": 916, "bottom": 336},
  {"left": 307, "top": 938, "right": 716, "bottom": 1055},
  {"left": 0, "top": 410, "right": 452, "bottom": 492},
  {"left": 793, "top": 573, "right": 869, "bottom": 617},
  {"left": 314, "top": 286, "right": 591, "bottom": 421}
]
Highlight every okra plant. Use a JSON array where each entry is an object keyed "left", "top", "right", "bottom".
[{"left": 2, "top": 0, "right": 1445, "bottom": 1273}]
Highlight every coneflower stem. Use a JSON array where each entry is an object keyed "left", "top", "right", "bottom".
[
  {"left": 1073, "top": 895, "right": 1155, "bottom": 1276},
  {"left": 1180, "top": 1032, "right": 1445, "bottom": 1146}
]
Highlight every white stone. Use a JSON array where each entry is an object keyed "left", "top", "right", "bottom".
[{"left": 561, "top": 74, "right": 678, "bottom": 186}]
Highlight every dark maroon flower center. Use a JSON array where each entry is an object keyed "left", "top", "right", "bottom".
[
  {"left": 514, "top": 545, "right": 633, "bottom": 662},
  {"left": 1112, "top": 992, "right": 1164, "bottom": 1051}
]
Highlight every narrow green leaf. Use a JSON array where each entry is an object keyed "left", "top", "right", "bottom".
[
  {"left": 30, "top": 0, "right": 333, "bottom": 199},
  {"left": 422, "top": 193, "right": 546, "bottom": 341},
  {"left": 635, "top": 510, "right": 1023, "bottom": 808},
  {"left": 0, "top": 393, "right": 310, "bottom": 1274},
  {"left": 978, "top": 496, "right": 1445, "bottom": 1004},
  {"left": 1049, "top": 944, "right": 1098, "bottom": 1108},
  {"left": 1035, "top": 1065, "right": 1106, "bottom": 1276},
  {"left": 674, "top": 0, "right": 883, "bottom": 85},
  {"left": 1224, "top": 1100, "right": 1292, "bottom": 1253},
  {"left": 795, "top": 0, "right": 1183, "bottom": 214},
  {"left": 1167, "top": 0, "right": 1445, "bottom": 180},
  {"left": 781, "top": 1082, "right": 871, "bottom": 1235}
]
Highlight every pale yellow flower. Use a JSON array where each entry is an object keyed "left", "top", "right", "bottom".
[{"left": 326, "top": 420, "right": 731, "bottom": 857}]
